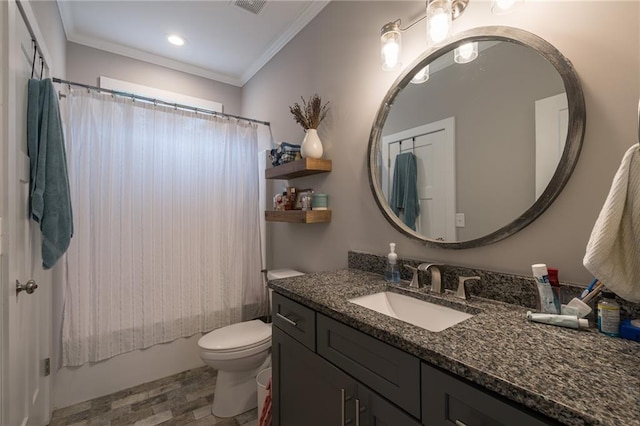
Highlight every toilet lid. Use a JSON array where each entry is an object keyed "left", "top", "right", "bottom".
[{"left": 198, "top": 320, "right": 271, "bottom": 351}]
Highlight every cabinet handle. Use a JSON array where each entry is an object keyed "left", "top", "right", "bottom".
[
  {"left": 455, "top": 421, "right": 468, "bottom": 426},
  {"left": 355, "top": 398, "right": 362, "bottom": 426},
  {"left": 340, "top": 389, "right": 355, "bottom": 425},
  {"left": 276, "top": 312, "right": 297, "bottom": 327},
  {"left": 341, "top": 388, "right": 347, "bottom": 426}
]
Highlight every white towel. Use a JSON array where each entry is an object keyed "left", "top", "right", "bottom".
[{"left": 584, "top": 144, "right": 640, "bottom": 302}]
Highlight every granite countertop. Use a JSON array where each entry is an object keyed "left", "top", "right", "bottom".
[{"left": 268, "top": 269, "right": 640, "bottom": 426}]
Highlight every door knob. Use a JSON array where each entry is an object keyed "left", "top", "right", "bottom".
[{"left": 16, "top": 279, "right": 38, "bottom": 295}]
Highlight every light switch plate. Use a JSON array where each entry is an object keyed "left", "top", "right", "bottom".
[{"left": 455, "top": 213, "right": 465, "bottom": 228}]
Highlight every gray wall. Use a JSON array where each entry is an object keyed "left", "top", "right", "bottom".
[
  {"left": 242, "top": 1, "right": 640, "bottom": 285},
  {"left": 29, "top": 0, "right": 67, "bottom": 78},
  {"left": 66, "top": 42, "right": 242, "bottom": 115},
  {"left": 383, "top": 42, "right": 564, "bottom": 241}
]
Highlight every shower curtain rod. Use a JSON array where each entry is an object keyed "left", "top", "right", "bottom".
[{"left": 51, "top": 77, "right": 271, "bottom": 127}]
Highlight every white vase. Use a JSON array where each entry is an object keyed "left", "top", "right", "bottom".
[{"left": 301, "top": 129, "right": 323, "bottom": 159}]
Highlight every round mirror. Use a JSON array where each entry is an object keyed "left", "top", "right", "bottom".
[{"left": 368, "top": 26, "right": 585, "bottom": 249}]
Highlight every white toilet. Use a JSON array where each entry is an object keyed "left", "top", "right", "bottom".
[{"left": 198, "top": 269, "right": 304, "bottom": 418}]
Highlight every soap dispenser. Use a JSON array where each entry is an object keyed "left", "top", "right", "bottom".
[{"left": 385, "top": 243, "right": 400, "bottom": 283}]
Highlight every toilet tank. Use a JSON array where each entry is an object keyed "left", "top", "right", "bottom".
[
  {"left": 267, "top": 269, "right": 304, "bottom": 280},
  {"left": 265, "top": 269, "right": 304, "bottom": 317}
]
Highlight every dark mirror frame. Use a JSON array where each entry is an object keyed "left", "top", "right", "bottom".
[{"left": 368, "top": 26, "right": 586, "bottom": 249}]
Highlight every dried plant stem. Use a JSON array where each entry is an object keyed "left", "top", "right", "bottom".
[{"left": 289, "top": 94, "right": 329, "bottom": 130}]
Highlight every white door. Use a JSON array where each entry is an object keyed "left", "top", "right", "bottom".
[
  {"left": 2, "top": 1, "right": 49, "bottom": 425},
  {"left": 535, "top": 93, "right": 568, "bottom": 198},
  {"left": 382, "top": 118, "right": 456, "bottom": 240}
]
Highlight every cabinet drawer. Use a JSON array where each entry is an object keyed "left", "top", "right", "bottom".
[
  {"left": 421, "top": 363, "right": 553, "bottom": 426},
  {"left": 272, "top": 292, "right": 316, "bottom": 351},
  {"left": 317, "top": 314, "right": 421, "bottom": 418}
]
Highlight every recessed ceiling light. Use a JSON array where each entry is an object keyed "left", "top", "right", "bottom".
[{"left": 167, "top": 34, "right": 185, "bottom": 46}]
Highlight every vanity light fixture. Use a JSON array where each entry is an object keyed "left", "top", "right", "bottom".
[
  {"left": 167, "top": 34, "right": 186, "bottom": 46},
  {"left": 427, "top": 0, "right": 451, "bottom": 45},
  {"left": 380, "top": 0, "right": 469, "bottom": 71},
  {"left": 410, "top": 65, "right": 430, "bottom": 84},
  {"left": 381, "top": 21, "right": 402, "bottom": 71},
  {"left": 380, "top": 0, "right": 520, "bottom": 71},
  {"left": 454, "top": 41, "right": 478, "bottom": 63}
]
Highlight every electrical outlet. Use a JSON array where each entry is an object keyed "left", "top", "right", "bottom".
[{"left": 455, "top": 213, "right": 465, "bottom": 228}]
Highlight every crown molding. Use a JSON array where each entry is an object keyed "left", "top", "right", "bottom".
[{"left": 240, "top": 0, "right": 330, "bottom": 85}]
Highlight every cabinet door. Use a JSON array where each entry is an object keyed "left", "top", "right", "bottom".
[
  {"left": 357, "top": 384, "right": 422, "bottom": 426},
  {"left": 317, "top": 314, "right": 421, "bottom": 417},
  {"left": 422, "top": 363, "right": 553, "bottom": 426},
  {"left": 273, "top": 326, "right": 357, "bottom": 426}
]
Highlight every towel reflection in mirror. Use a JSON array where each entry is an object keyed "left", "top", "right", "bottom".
[{"left": 390, "top": 152, "right": 420, "bottom": 230}]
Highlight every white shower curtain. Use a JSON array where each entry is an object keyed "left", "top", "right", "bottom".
[{"left": 61, "top": 89, "right": 263, "bottom": 366}]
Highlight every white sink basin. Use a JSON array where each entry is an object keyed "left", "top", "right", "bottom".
[{"left": 349, "top": 291, "right": 474, "bottom": 332}]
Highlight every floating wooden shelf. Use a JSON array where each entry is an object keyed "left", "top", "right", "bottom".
[
  {"left": 265, "top": 158, "right": 332, "bottom": 180},
  {"left": 265, "top": 210, "right": 331, "bottom": 224}
]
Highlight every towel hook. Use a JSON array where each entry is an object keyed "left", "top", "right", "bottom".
[{"left": 30, "top": 40, "right": 37, "bottom": 79}]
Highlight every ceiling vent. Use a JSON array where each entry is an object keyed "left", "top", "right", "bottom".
[{"left": 234, "top": 0, "right": 267, "bottom": 15}]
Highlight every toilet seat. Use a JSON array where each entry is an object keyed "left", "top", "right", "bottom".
[{"left": 198, "top": 320, "right": 272, "bottom": 361}]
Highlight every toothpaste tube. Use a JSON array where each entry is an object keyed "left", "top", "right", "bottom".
[
  {"left": 532, "top": 264, "right": 559, "bottom": 314},
  {"left": 526, "top": 312, "right": 589, "bottom": 329}
]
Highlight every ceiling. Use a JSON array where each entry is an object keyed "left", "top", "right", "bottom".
[{"left": 56, "top": 0, "right": 330, "bottom": 87}]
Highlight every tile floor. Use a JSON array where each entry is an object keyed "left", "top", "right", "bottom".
[{"left": 49, "top": 366, "right": 258, "bottom": 426}]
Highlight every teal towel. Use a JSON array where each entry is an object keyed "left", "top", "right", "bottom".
[
  {"left": 27, "top": 78, "right": 73, "bottom": 269},
  {"left": 390, "top": 152, "right": 420, "bottom": 230}
]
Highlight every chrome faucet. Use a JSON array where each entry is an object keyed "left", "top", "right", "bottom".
[
  {"left": 455, "top": 276, "right": 480, "bottom": 300},
  {"left": 418, "top": 263, "right": 443, "bottom": 293}
]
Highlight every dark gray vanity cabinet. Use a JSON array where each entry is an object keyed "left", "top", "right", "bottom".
[
  {"left": 272, "top": 293, "right": 419, "bottom": 426},
  {"left": 272, "top": 292, "right": 554, "bottom": 426},
  {"left": 273, "top": 325, "right": 421, "bottom": 426}
]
